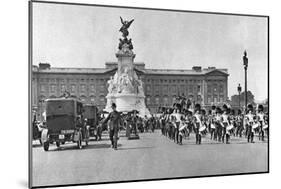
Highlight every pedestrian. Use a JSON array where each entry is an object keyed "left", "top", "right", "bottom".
[{"left": 102, "top": 103, "right": 121, "bottom": 150}]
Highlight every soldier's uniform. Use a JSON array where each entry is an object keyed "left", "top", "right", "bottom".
[
  {"left": 215, "top": 107, "right": 223, "bottom": 142},
  {"left": 235, "top": 110, "right": 243, "bottom": 138},
  {"left": 209, "top": 108, "right": 216, "bottom": 141},
  {"left": 193, "top": 104, "right": 202, "bottom": 145},
  {"left": 221, "top": 105, "right": 229, "bottom": 143},
  {"left": 245, "top": 104, "right": 255, "bottom": 143},
  {"left": 257, "top": 105, "right": 265, "bottom": 141},
  {"left": 174, "top": 109, "right": 181, "bottom": 144}
]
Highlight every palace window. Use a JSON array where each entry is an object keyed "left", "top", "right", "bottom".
[
  {"left": 61, "top": 84, "right": 66, "bottom": 93},
  {"left": 207, "top": 96, "right": 212, "bottom": 104},
  {"left": 50, "top": 84, "right": 56, "bottom": 93},
  {"left": 71, "top": 85, "right": 76, "bottom": 93},
  {"left": 180, "top": 85, "right": 185, "bottom": 94},
  {"left": 155, "top": 85, "right": 160, "bottom": 94},
  {"left": 207, "top": 85, "right": 212, "bottom": 93},
  {"left": 172, "top": 96, "right": 177, "bottom": 103},
  {"left": 40, "top": 84, "right": 45, "bottom": 93},
  {"left": 155, "top": 96, "right": 160, "bottom": 105},
  {"left": 189, "top": 85, "right": 193, "bottom": 93},
  {"left": 171, "top": 86, "right": 176, "bottom": 94},
  {"left": 213, "top": 84, "right": 217, "bottom": 93},
  {"left": 220, "top": 95, "right": 224, "bottom": 102},
  {"left": 90, "top": 85, "right": 95, "bottom": 92},
  {"left": 99, "top": 95, "right": 105, "bottom": 105},
  {"left": 214, "top": 96, "right": 218, "bottom": 103},
  {"left": 219, "top": 85, "right": 224, "bottom": 93},
  {"left": 146, "top": 97, "right": 151, "bottom": 105},
  {"left": 146, "top": 85, "right": 151, "bottom": 92},
  {"left": 81, "top": 84, "right": 86, "bottom": 93},
  {"left": 163, "top": 85, "right": 168, "bottom": 93},
  {"left": 163, "top": 96, "right": 169, "bottom": 105},
  {"left": 99, "top": 84, "right": 105, "bottom": 93}
]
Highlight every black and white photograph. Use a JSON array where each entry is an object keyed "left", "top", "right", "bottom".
[{"left": 29, "top": 1, "right": 269, "bottom": 188}]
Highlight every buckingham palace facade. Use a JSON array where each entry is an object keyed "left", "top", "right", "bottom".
[{"left": 32, "top": 62, "right": 229, "bottom": 117}]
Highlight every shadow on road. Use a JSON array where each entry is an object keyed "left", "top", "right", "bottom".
[
  {"left": 32, "top": 144, "right": 42, "bottom": 148},
  {"left": 181, "top": 140, "right": 267, "bottom": 146},
  {"left": 118, "top": 146, "right": 155, "bottom": 150},
  {"left": 46, "top": 143, "right": 122, "bottom": 152}
]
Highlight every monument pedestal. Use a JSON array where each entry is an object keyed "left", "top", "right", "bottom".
[{"left": 104, "top": 44, "right": 150, "bottom": 118}]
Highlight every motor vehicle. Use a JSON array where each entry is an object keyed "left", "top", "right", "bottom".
[{"left": 41, "top": 98, "right": 89, "bottom": 151}]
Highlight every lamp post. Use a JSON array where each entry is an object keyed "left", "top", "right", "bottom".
[
  {"left": 243, "top": 51, "right": 248, "bottom": 112},
  {"left": 237, "top": 83, "right": 242, "bottom": 110}
]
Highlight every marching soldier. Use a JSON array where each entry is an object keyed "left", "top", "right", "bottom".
[
  {"left": 209, "top": 106, "right": 217, "bottom": 140},
  {"left": 193, "top": 104, "right": 203, "bottom": 145},
  {"left": 102, "top": 103, "right": 121, "bottom": 150},
  {"left": 221, "top": 104, "right": 229, "bottom": 143},
  {"left": 225, "top": 108, "right": 234, "bottom": 144},
  {"left": 174, "top": 107, "right": 181, "bottom": 144},
  {"left": 257, "top": 104, "right": 266, "bottom": 141},
  {"left": 178, "top": 115, "right": 186, "bottom": 145},
  {"left": 245, "top": 104, "right": 255, "bottom": 143},
  {"left": 215, "top": 107, "right": 222, "bottom": 142},
  {"left": 235, "top": 109, "right": 244, "bottom": 138}
]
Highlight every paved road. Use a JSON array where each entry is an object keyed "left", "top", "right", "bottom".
[{"left": 32, "top": 130, "right": 268, "bottom": 187}]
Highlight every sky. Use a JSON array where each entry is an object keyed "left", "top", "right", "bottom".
[{"left": 32, "top": 2, "right": 268, "bottom": 101}]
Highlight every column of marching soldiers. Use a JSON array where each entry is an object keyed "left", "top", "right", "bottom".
[{"left": 157, "top": 103, "right": 268, "bottom": 145}]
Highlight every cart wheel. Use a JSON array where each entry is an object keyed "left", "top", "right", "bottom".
[
  {"left": 43, "top": 142, "right": 49, "bottom": 151},
  {"left": 56, "top": 141, "right": 60, "bottom": 147},
  {"left": 77, "top": 132, "right": 82, "bottom": 149}
]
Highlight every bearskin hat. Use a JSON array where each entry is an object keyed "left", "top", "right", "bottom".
[
  {"left": 175, "top": 103, "right": 181, "bottom": 110},
  {"left": 258, "top": 104, "right": 264, "bottom": 112},
  {"left": 247, "top": 104, "right": 254, "bottom": 113},
  {"left": 201, "top": 109, "right": 206, "bottom": 115},
  {"left": 194, "top": 103, "right": 201, "bottom": 112},
  {"left": 238, "top": 109, "right": 242, "bottom": 115},
  {"left": 247, "top": 104, "right": 253, "bottom": 110},
  {"left": 216, "top": 107, "right": 222, "bottom": 114},
  {"left": 222, "top": 104, "right": 228, "bottom": 111}
]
